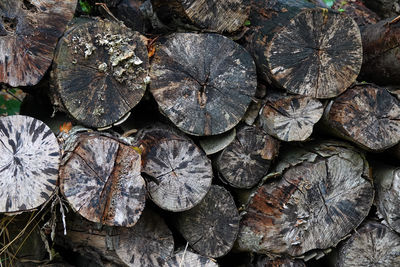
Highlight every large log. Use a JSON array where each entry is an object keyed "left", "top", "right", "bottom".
[
  {"left": 0, "top": 0, "right": 76, "bottom": 87},
  {"left": 150, "top": 32, "right": 257, "bottom": 136},
  {"left": 245, "top": 0, "right": 362, "bottom": 98},
  {"left": 236, "top": 141, "right": 374, "bottom": 257}
]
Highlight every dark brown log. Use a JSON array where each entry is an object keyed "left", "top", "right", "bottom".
[
  {"left": 245, "top": 0, "right": 362, "bottom": 98},
  {"left": 163, "top": 250, "right": 218, "bottom": 267},
  {"left": 331, "top": 0, "right": 379, "bottom": 26},
  {"left": 253, "top": 256, "right": 306, "bottom": 267},
  {"left": 337, "top": 221, "right": 400, "bottom": 266},
  {"left": 0, "top": 115, "right": 59, "bottom": 213},
  {"left": 216, "top": 125, "right": 279, "bottom": 189},
  {"left": 134, "top": 125, "right": 213, "bottom": 211},
  {"left": 323, "top": 84, "right": 400, "bottom": 151},
  {"left": 0, "top": 0, "right": 76, "bottom": 87},
  {"left": 175, "top": 185, "right": 240, "bottom": 258},
  {"left": 152, "top": 0, "right": 250, "bottom": 33},
  {"left": 364, "top": 0, "right": 400, "bottom": 18},
  {"left": 111, "top": 0, "right": 150, "bottom": 33},
  {"left": 359, "top": 17, "right": 400, "bottom": 86},
  {"left": 52, "top": 18, "right": 150, "bottom": 129},
  {"left": 150, "top": 32, "right": 257, "bottom": 136},
  {"left": 59, "top": 131, "right": 146, "bottom": 227},
  {"left": 259, "top": 93, "right": 323, "bottom": 142},
  {"left": 236, "top": 141, "right": 374, "bottom": 257}
]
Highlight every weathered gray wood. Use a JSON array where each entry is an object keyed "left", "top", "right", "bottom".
[
  {"left": 150, "top": 32, "right": 257, "bottom": 136},
  {"left": 0, "top": 0, "right": 76, "bottom": 87},
  {"left": 163, "top": 250, "right": 218, "bottom": 267},
  {"left": 237, "top": 141, "right": 374, "bottom": 257},
  {"left": 175, "top": 185, "right": 240, "bottom": 258},
  {"left": 253, "top": 256, "right": 306, "bottom": 267},
  {"left": 199, "top": 128, "right": 236, "bottom": 155},
  {"left": 0, "top": 115, "right": 59, "bottom": 213}
]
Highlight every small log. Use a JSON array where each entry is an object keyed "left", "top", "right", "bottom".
[
  {"left": 0, "top": 115, "right": 59, "bottom": 213},
  {"left": 253, "top": 256, "right": 306, "bottom": 267},
  {"left": 111, "top": 0, "right": 150, "bottom": 33},
  {"left": 52, "top": 18, "right": 150, "bottom": 129},
  {"left": 259, "top": 93, "right": 323, "bottom": 142},
  {"left": 0, "top": 0, "right": 76, "bottom": 87},
  {"left": 175, "top": 185, "right": 240, "bottom": 258},
  {"left": 134, "top": 125, "right": 213, "bottom": 211},
  {"left": 236, "top": 141, "right": 374, "bottom": 257},
  {"left": 150, "top": 32, "right": 257, "bottom": 136},
  {"left": 216, "top": 125, "right": 279, "bottom": 189},
  {"left": 152, "top": 0, "right": 250, "bottom": 33},
  {"left": 245, "top": 0, "right": 362, "bottom": 98},
  {"left": 164, "top": 250, "right": 218, "bottom": 267},
  {"left": 337, "top": 221, "right": 400, "bottom": 266},
  {"left": 331, "top": 0, "right": 379, "bottom": 26},
  {"left": 59, "top": 131, "right": 146, "bottom": 227},
  {"left": 364, "top": 0, "right": 400, "bottom": 18},
  {"left": 323, "top": 84, "right": 400, "bottom": 151}
]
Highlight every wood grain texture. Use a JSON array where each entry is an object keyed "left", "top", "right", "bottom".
[
  {"left": 52, "top": 18, "right": 149, "bottom": 128},
  {"left": 163, "top": 250, "right": 218, "bottom": 267},
  {"left": 0, "top": 115, "right": 59, "bottom": 213},
  {"left": 60, "top": 132, "right": 146, "bottom": 227},
  {"left": 150, "top": 33, "right": 257, "bottom": 136},
  {"left": 237, "top": 141, "right": 374, "bottom": 257},
  {"left": 175, "top": 185, "right": 240, "bottom": 258},
  {"left": 0, "top": 0, "right": 76, "bottom": 86},
  {"left": 254, "top": 256, "right": 306, "bottom": 267},
  {"left": 331, "top": 0, "right": 379, "bottom": 26}
]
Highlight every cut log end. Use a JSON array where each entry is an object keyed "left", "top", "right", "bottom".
[{"left": 164, "top": 250, "right": 218, "bottom": 267}]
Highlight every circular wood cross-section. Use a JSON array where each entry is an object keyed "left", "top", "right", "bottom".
[
  {"left": 164, "top": 250, "right": 218, "bottom": 267},
  {"left": 53, "top": 18, "right": 149, "bottom": 128},
  {"left": 150, "top": 33, "right": 257, "bottom": 136},
  {"left": 60, "top": 133, "right": 146, "bottom": 227},
  {"left": 0, "top": 115, "right": 60, "bottom": 213}
]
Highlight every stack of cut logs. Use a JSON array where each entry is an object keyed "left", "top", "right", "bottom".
[{"left": 1, "top": 0, "right": 400, "bottom": 266}]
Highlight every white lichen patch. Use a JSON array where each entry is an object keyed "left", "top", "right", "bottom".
[
  {"left": 84, "top": 43, "right": 96, "bottom": 58},
  {"left": 98, "top": 62, "right": 108, "bottom": 72}
]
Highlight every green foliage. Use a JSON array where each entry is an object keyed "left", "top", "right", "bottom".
[
  {"left": 0, "top": 88, "right": 24, "bottom": 116},
  {"left": 323, "top": 0, "right": 335, "bottom": 8},
  {"left": 79, "top": 0, "right": 92, "bottom": 14},
  {"left": 244, "top": 20, "right": 251, "bottom": 26}
]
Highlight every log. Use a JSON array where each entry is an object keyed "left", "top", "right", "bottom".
[
  {"left": 175, "top": 185, "right": 240, "bottom": 258},
  {"left": 236, "top": 141, "right": 374, "bottom": 257},
  {"left": 111, "top": 0, "right": 150, "bottom": 33},
  {"left": 216, "top": 125, "right": 279, "bottom": 189},
  {"left": 0, "top": 0, "right": 76, "bottom": 87},
  {"left": 364, "top": 0, "right": 400, "bottom": 18},
  {"left": 253, "top": 256, "right": 306, "bottom": 267},
  {"left": 245, "top": 0, "right": 362, "bottom": 98},
  {"left": 323, "top": 84, "right": 400, "bottom": 151},
  {"left": 337, "top": 221, "right": 400, "bottom": 266},
  {"left": 152, "top": 0, "right": 250, "bottom": 33},
  {"left": 134, "top": 125, "right": 213, "bottom": 211},
  {"left": 52, "top": 18, "right": 150, "bottom": 129},
  {"left": 0, "top": 115, "right": 59, "bottom": 213},
  {"left": 259, "top": 93, "right": 323, "bottom": 142},
  {"left": 59, "top": 131, "right": 146, "bottom": 227},
  {"left": 150, "top": 32, "right": 257, "bottom": 136},
  {"left": 331, "top": 0, "right": 379, "bottom": 26},
  {"left": 164, "top": 250, "right": 218, "bottom": 267},
  {"left": 359, "top": 17, "right": 400, "bottom": 86}
]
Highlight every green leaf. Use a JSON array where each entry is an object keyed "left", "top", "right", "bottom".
[
  {"left": 0, "top": 89, "right": 24, "bottom": 116},
  {"left": 323, "top": 0, "right": 335, "bottom": 8},
  {"left": 79, "top": 0, "right": 92, "bottom": 14},
  {"left": 338, "top": 8, "right": 345, "bottom": 12},
  {"left": 244, "top": 20, "right": 251, "bottom": 26}
]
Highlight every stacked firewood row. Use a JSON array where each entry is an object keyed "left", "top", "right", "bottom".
[{"left": 1, "top": 0, "right": 400, "bottom": 266}]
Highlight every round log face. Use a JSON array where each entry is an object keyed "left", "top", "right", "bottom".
[
  {"left": 60, "top": 134, "right": 146, "bottom": 227},
  {"left": 0, "top": 115, "right": 59, "bottom": 213},
  {"left": 0, "top": 0, "right": 76, "bottom": 87},
  {"left": 53, "top": 19, "right": 149, "bottom": 128},
  {"left": 266, "top": 9, "right": 362, "bottom": 99},
  {"left": 164, "top": 251, "right": 218, "bottom": 267},
  {"left": 150, "top": 33, "right": 257, "bottom": 136}
]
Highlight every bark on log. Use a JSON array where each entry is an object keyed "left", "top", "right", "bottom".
[
  {"left": 253, "top": 256, "right": 306, "bottom": 267},
  {"left": 364, "top": 0, "right": 400, "bottom": 18},
  {"left": 152, "top": 0, "right": 250, "bottom": 33},
  {"left": 359, "top": 17, "right": 400, "bottom": 86},
  {"left": 0, "top": 115, "right": 59, "bottom": 213},
  {"left": 134, "top": 125, "right": 213, "bottom": 211},
  {"left": 331, "top": 0, "right": 379, "bottom": 26},
  {"left": 59, "top": 131, "right": 146, "bottom": 227},
  {"left": 337, "top": 221, "right": 400, "bottom": 266},
  {"left": 150, "top": 32, "right": 257, "bottom": 136},
  {"left": 175, "top": 185, "right": 240, "bottom": 258},
  {"left": 216, "top": 125, "right": 279, "bottom": 189},
  {"left": 236, "top": 141, "right": 374, "bottom": 257},
  {"left": 164, "top": 250, "right": 218, "bottom": 267},
  {"left": 323, "top": 84, "right": 400, "bottom": 151},
  {"left": 111, "top": 0, "right": 149, "bottom": 33},
  {"left": 52, "top": 18, "right": 150, "bottom": 129},
  {"left": 245, "top": 0, "right": 362, "bottom": 98},
  {"left": 259, "top": 93, "right": 323, "bottom": 142},
  {"left": 0, "top": 0, "right": 76, "bottom": 87}
]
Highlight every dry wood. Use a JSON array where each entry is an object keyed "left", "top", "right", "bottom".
[
  {"left": 0, "top": 115, "right": 59, "bottom": 213},
  {"left": 364, "top": 0, "right": 400, "bottom": 18},
  {"left": 253, "top": 256, "right": 306, "bottom": 267},
  {"left": 163, "top": 250, "right": 218, "bottom": 267},
  {"left": 111, "top": 0, "right": 149, "bottom": 33},
  {"left": 150, "top": 32, "right": 257, "bottom": 136},
  {"left": 237, "top": 141, "right": 374, "bottom": 257},
  {"left": 331, "top": 0, "right": 379, "bottom": 26}
]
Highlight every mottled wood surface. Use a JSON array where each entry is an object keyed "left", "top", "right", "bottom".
[
  {"left": 364, "top": 0, "right": 400, "bottom": 18},
  {"left": 111, "top": 0, "right": 148, "bottom": 33},
  {"left": 150, "top": 33, "right": 257, "bottom": 136},
  {"left": 0, "top": 115, "right": 59, "bottom": 213},
  {"left": 163, "top": 250, "right": 218, "bottom": 267},
  {"left": 254, "top": 256, "right": 306, "bottom": 267},
  {"left": 237, "top": 142, "right": 374, "bottom": 257},
  {"left": 331, "top": 0, "right": 379, "bottom": 26},
  {"left": 175, "top": 185, "right": 240, "bottom": 258},
  {"left": 325, "top": 85, "right": 400, "bottom": 151},
  {"left": 0, "top": 0, "right": 76, "bottom": 86},
  {"left": 60, "top": 133, "right": 146, "bottom": 227},
  {"left": 217, "top": 125, "right": 279, "bottom": 189},
  {"left": 52, "top": 18, "right": 149, "bottom": 128},
  {"left": 337, "top": 221, "right": 400, "bottom": 267}
]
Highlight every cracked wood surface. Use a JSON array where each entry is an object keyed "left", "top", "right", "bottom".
[{"left": 163, "top": 250, "right": 218, "bottom": 267}]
